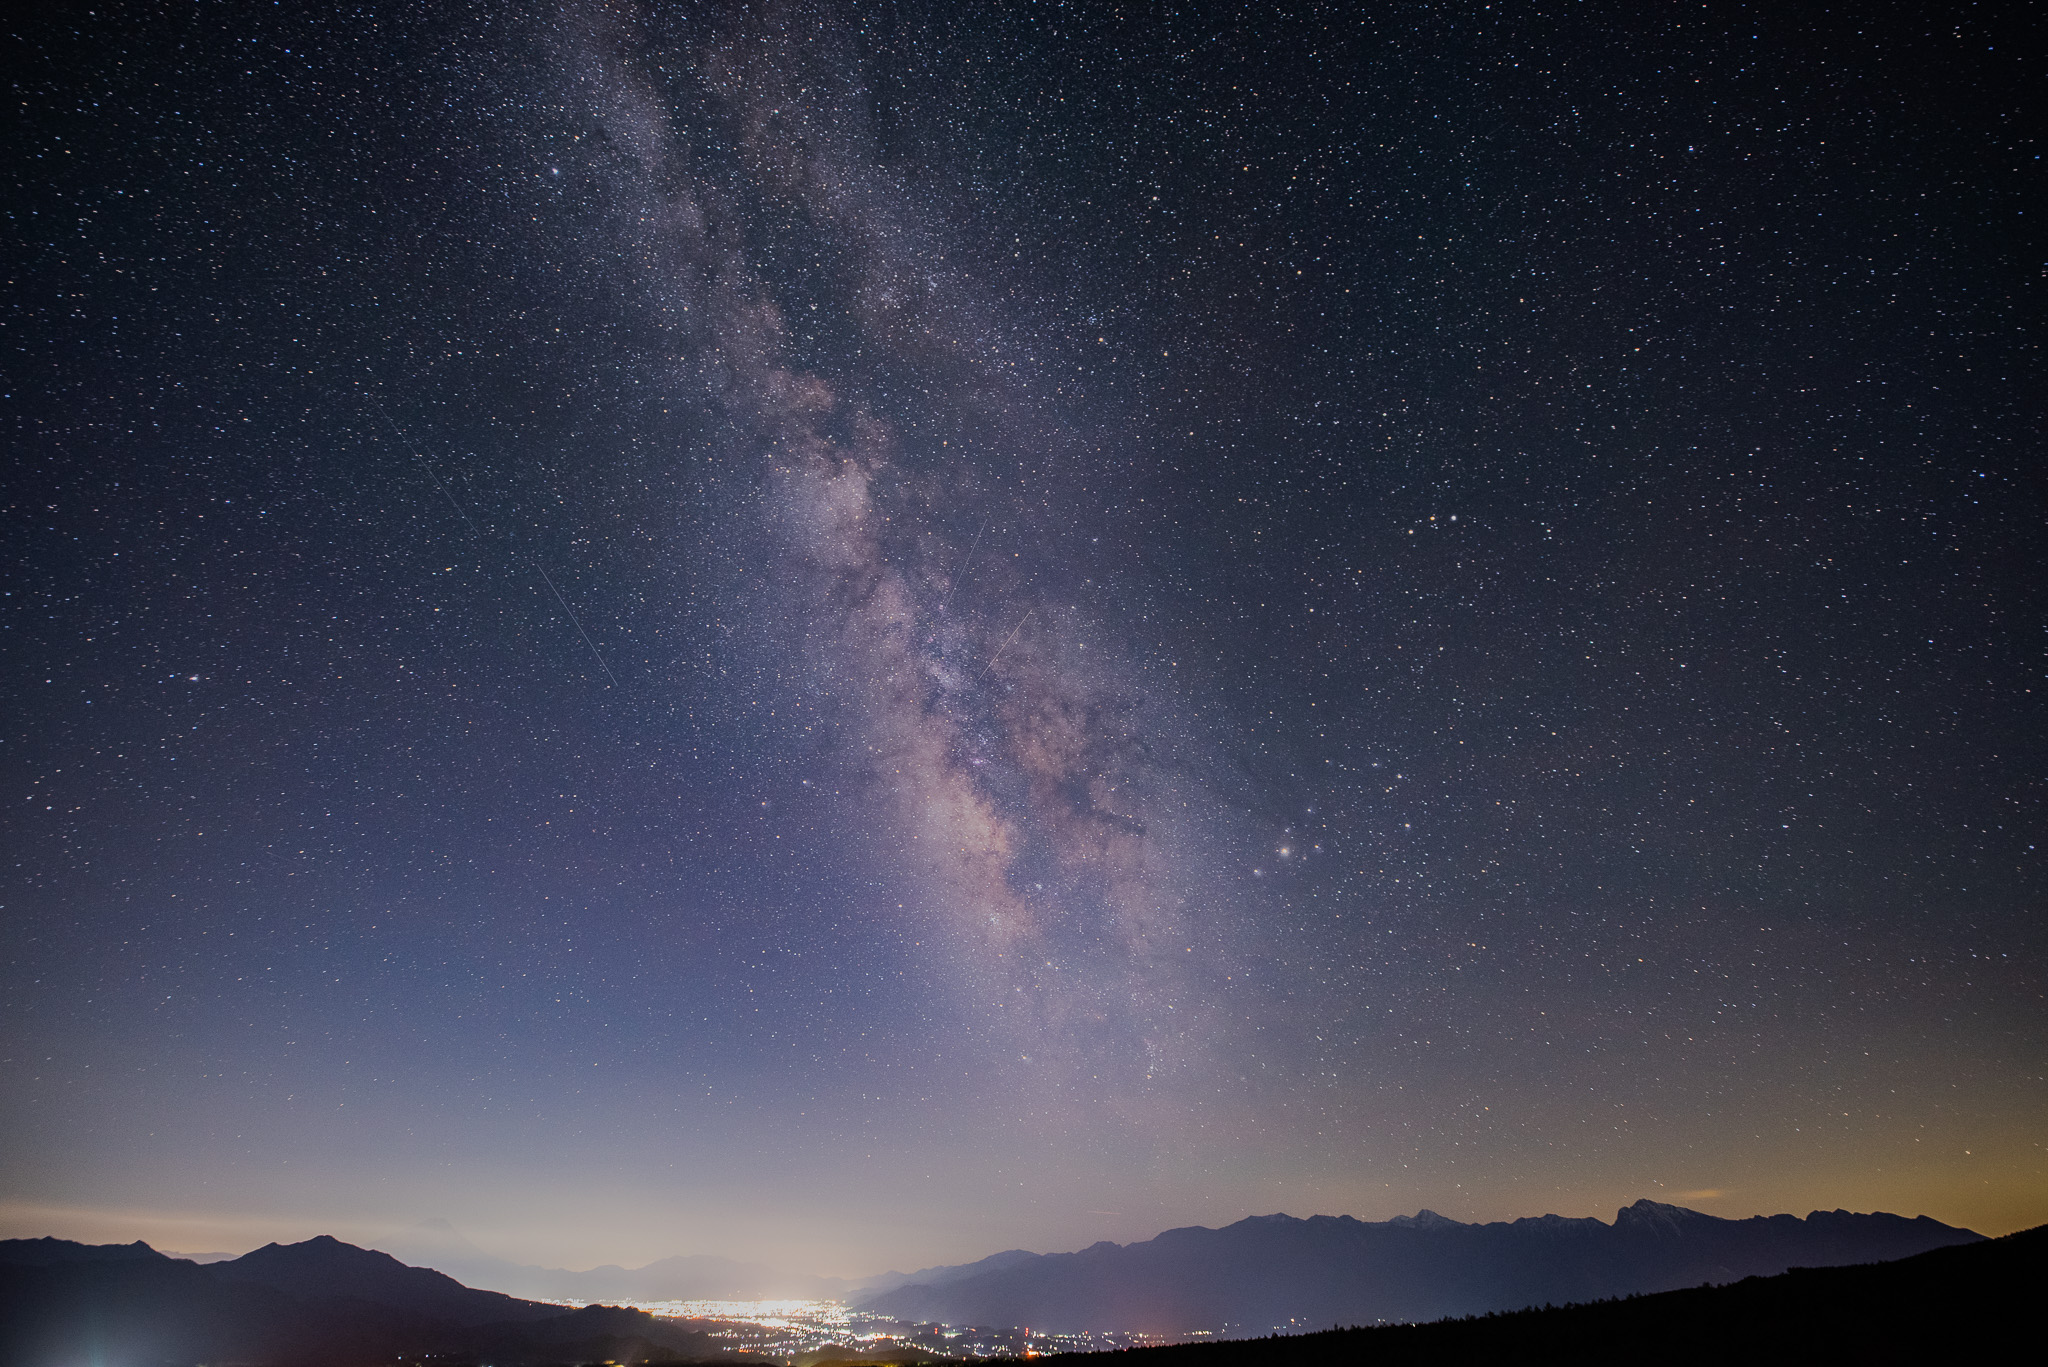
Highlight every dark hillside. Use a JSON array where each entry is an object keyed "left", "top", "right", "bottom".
[
  {"left": 1035, "top": 1223, "right": 2047, "bottom": 1367},
  {"left": 216, "top": 1234, "right": 559, "bottom": 1325},
  {"left": 0, "top": 1237, "right": 716, "bottom": 1367},
  {"left": 0, "top": 1256, "right": 428, "bottom": 1367}
]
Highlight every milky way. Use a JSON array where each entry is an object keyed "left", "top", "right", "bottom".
[{"left": 566, "top": 2, "right": 1266, "bottom": 1104}]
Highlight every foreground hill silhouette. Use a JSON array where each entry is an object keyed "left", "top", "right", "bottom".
[
  {"left": 1033, "top": 1223, "right": 2046, "bottom": 1367},
  {"left": 215, "top": 1233, "right": 561, "bottom": 1325},
  {"left": 859, "top": 1200, "right": 1981, "bottom": 1333},
  {"left": 0, "top": 1235, "right": 717, "bottom": 1366}
]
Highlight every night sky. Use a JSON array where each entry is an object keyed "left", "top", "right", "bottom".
[{"left": 4, "top": 1, "right": 2041, "bottom": 1274}]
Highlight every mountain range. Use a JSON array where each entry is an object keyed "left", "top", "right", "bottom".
[
  {"left": 0, "top": 1198, "right": 1996, "bottom": 1363},
  {"left": 2, "top": 1213, "right": 2037, "bottom": 1367},
  {"left": 854, "top": 1200, "right": 1985, "bottom": 1333},
  {"left": 0, "top": 1235, "right": 715, "bottom": 1367}
]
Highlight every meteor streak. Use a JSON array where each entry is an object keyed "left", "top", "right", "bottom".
[
  {"left": 983, "top": 608, "right": 1033, "bottom": 678},
  {"left": 536, "top": 561, "right": 619, "bottom": 688}
]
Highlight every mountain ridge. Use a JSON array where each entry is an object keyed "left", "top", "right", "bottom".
[
  {"left": 856, "top": 1199, "right": 1984, "bottom": 1333},
  {"left": 213, "top": 1233, "right": 560, "bottom": 1325},
  {"left": 0, "top": 1235, "right": 714, "bottom": 1367},
  {"left": 0, "top": 1236, "right": 169, "bottom": 1266},
  {"left": 5, "top": 1219, "right": 2032, "bottom": 1365}
]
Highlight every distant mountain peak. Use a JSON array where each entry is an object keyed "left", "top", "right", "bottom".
[
  {"left": 1511, "top": 1213, "right": 1605, "bottom": 1230},
  {"left": 1623, "top": 1198, "right": 1702, "bottom": 1215},
  {"left": 235, "top": 1234, "right": 406, "bottom": 1267},
  {"left": 1616, "top": 1199, "right": 1711, "bottom": 1234},
  {"left": 1387, "top": 1209, "right": 1464, "bottom": 1229}
]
